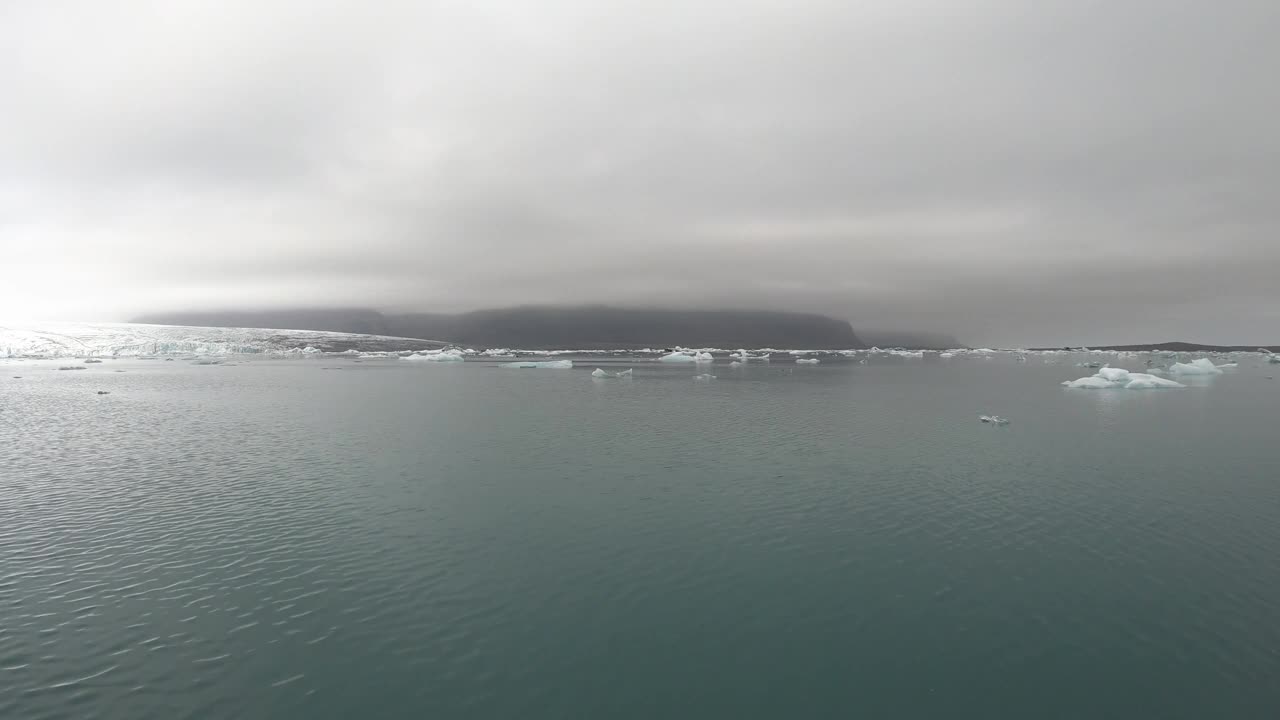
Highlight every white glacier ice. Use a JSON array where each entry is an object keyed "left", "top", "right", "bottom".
[
  {"left": 0, "top": 322, "right": 446, "bottom": 358},
  {"left": 591, "top": 367, "right": 632, "bottom": 378},
  {"left": 402, "top": 349, "right": 466, "bottom": 362},
  {"left": 693, "top": 373, "right": 716, "bottom": 381},
  {"left": 1169, "top": 358, "right": 1225, "bottom": 375},
  {"left": 499, "top": 360, "right": 574, "bottom": 369},
  {"left": 795, "top": 358, "right": 820, "bottom": 364},
  {"left": 659, "top": 352, "right": 697, "bottom": 363},
  {"left": 694, "top": 352, "right": 715, "bottom": 363},
  {"left": 1062, "top": 366, "right": 1185, "bottom": 389}
]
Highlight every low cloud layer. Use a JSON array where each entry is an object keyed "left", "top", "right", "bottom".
[{"left": 2, "top": 0, "right": 1278, "bottom": 346}]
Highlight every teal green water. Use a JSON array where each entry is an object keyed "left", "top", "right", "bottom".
[{"left": 3, "top": 356, "right": 1279, "bottom": 718}]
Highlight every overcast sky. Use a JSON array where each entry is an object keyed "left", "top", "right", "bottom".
[{"left": 2, "top": 0, "right": 1278, "bottom": 346}]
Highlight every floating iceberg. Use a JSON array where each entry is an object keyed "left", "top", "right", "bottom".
[
  {"left": 403, "top": 349, "right": 466, "bottom": 362},
  {"left": 1063, "top": 366, "right": 1185, "bottom": 389},
  {"left": 939, "top": 352, "right": 955, "bottom": 358},
  {"left": 591, "top": 367, "right": 633, "bottom": 378},
  {"left": 693, "top": 373, "right": 716, "bottom": 381},
  {"left": 1169, "top": 358, "right": 1225, "bottom": 376},
  {"left": 795, "top": 358, "right": 820, "bottom": 364},
  {"left": 730, "top": 349, "right": 769, "bottom": 362},
  {"left": 658, "top": 352, "right": 697, "bottom": 363},
  {"left": 979, "top": 415, "right": 1010, "bottom": 425},
  {"left": 729, "top": 361, "right": 743, "bottom": 368},
  {"left": 499, "top": 360, "right": 573, "bottom": 369},
  {"left": 694, "top": 352, "right": 715, "bottom": 363}
]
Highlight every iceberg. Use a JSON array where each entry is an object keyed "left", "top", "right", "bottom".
[
  {"left": 730, "top": 349, "right": 769, "bottom": 362},
  {"left": 1169, "top": 358, "right": 1225, "bottom": 375},
  {"left": 979, "top": 415, "right": 1010, "bottom": 425},
  {"left": 694, "top": 352, "right": 715, "bottom": 363},
  {"left": 729, "top": 361, "right": 743, "bottom": 368},
  {"left": 795, "top": 358, "right": 820, "bottom": 364},
  {"left": 659, "top": 352, "right": 697, "bottom": 363},
  {"left": 1062, "top": 366, "right": 1185, "bottom": 389},
  {"left": 403, "top": 349, "right": 466, "bottom": 362},
  {"left": 693, "top": 373, "right": 716, "bottom": 381},
  {"left": 499, "top": 360, "right": 573, "bottom": 369},
  {"left": 591, "top": 367, "right": 632, "bottom": 378}
]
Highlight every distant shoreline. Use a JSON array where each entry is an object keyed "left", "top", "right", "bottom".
[{"left": 1029, "top": 342, "right": 1279, "bottom": 353}]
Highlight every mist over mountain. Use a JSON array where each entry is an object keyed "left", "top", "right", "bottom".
[{"left": 133, "top": 307, "right": 872, "bottom": 349}]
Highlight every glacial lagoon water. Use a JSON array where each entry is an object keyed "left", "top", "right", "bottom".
[{"left": 3, "top": 353, "right": 1279, "bottom": 719}]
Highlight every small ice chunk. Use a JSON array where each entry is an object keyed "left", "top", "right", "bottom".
[
  {"left": 659, "top": 352, "right": 697, "bottom": 363},
  {"left": 795, "top": 358, "right": 820, "bottom": 364},
  {"left": 693, "top": 373, "right": 716, "bottom": 381},
  {"left": 499, "top": 360, "right": 574, "bottom": 369},
  {"left": 591, "top": 367, "right": 632, "bottom": 378},
  {"left": 729, "top": 361, "right": 743, "bottom": 368},
  {"left": 694, "top": 352, "right": 715, "bottom": 363},
  {"left": 979, "top": 415, "right": 1010, "bottom": 425}
]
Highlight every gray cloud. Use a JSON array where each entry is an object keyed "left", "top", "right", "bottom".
[{"left": 2, "top": 0, "right": 1278, "bottom": 345}]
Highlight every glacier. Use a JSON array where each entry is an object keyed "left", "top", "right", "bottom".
[{"left": 0, "top": 322, "right": 445, "bottom": 358}]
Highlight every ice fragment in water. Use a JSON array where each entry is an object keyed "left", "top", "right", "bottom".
[
  {"left": 694, "top": 352, "right": 715, "bottom": 363},
  {"left": 979, "top": 415, "right": 1010, "bottom": 425},
  {"left": 591, "top": 367, "right": 632, "bottom": 378},
  {"left": 659, "top": 352, "right": 697, "bottom": 363},
  {"left": 795, "top": 358, "right": 820, "bottom": 364},
  {"left": 693, "top": 373, "right": 716, "bottom": 381}
]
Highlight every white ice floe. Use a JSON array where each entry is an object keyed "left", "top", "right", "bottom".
[
  {"left": 1168, "top": 358, "right": 1225, "bottom": 375},
  {"left": 939, "top": 352, "right": 955, "bottom": 358},
  {"left": 730, "top": 349, "right": 769, "bottom": 361},
  {"left": 499, "top": 360, "right": 574, "bottom": 369},
  {"left": 729, "top": 361, "right": 743, "bottom": 368},
  {"left": 693, "top": 373, "right": 716, "bottom": 381},
  {"left": 1062, "top": 366, "right": 1185, "bottom": 389},
  {"left": 694, "top": 351, "right": 715, "bottom": 363},
  {"left": 795, "top": 358, "right": 820, "bottom": 364},
  {"left": 402, "top": 349, "right": 466, "bottom": 362},
  {"left": 658, "top": 352, "right": 698, "bottom": 363},
  {"left": 979, "top": 415, "right": 1010, "bottom": 425}
]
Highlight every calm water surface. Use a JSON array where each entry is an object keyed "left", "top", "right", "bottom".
[{"left": 3, "top": 355, "right": 1279, "bottom": 718}]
